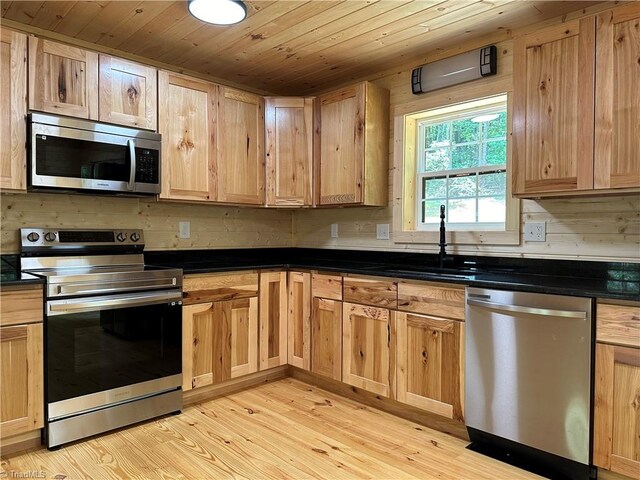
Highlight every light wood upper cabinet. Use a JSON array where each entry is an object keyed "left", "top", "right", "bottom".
[
  {"left": 29, "top": 37, "right": 98, "bottom": 120},
  {"left": 0, "top": 28, "right": 27, "bottom": 192},
  {"left": 396, "top": 312, "right": 464, "bottom": 422},
  {"left": 99, "top": 55, "right": 157, "bottom": 130},
  {"left": 513, "top": 18, "right": 596, "bottom": 196},
  {"left": 342, "top": 302, "right": 396, "bottom": 398},
  {"left": 315, "top": 81, "right": 389, "bottom": 206},
  {"left": 158, "top": 71, "right": 217, "bottom": 202},
  {"left": 0, "top": 286, "right": 44, "bottom": 439},
  {"left": 216, "top": 86, "right": 265, "bottom": 205},
  {"left": 287, "top": 271, "right": 311, "bottom": 370},
  {"left": 265, "top": 97, "right": 313, "bottom": 207},
  {"left": 594, "top": 5, "right": 640, "bottom": 190},
  {"left": 514, "top": 4, "right": 640, "bottom": 197},
  {"left": 259, "top": 271, "right": 287, "bottom": 370}
]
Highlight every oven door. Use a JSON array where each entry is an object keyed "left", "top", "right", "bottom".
[{"left": 45, "top": 289, "right": 182, "bottom": 420}]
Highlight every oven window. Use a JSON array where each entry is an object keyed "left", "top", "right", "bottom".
[
  {"left": 35, "top": 135, "right": 130, "bottom": 181},
  {"left": 46, "top": 302, "right": 181, "bottom": 404}
]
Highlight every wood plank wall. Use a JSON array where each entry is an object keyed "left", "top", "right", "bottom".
[
  {"left": 0, "top": 193, "right": 292, "bottom": 253},
  {"left": 293, "top": 38, "right": 640, "bottom": 263}
]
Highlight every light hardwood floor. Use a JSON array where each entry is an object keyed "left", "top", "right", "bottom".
[{"left": 1, "top": 379, "right": 542, "bottom": 479}]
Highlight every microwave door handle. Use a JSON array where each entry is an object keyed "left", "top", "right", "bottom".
[{"left": 127, "top": 139, "right": 136, "bottom": 191}]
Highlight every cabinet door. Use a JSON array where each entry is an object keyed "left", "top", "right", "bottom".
[
  {"left": 342, "top": 302, "right": 395, "bottom": 398},
  {"left": 259, "top": 272, "right": 287, "bottom": 370},
  {"left": 158, "top": 71, "right": 217, "bottom": 202},
  {"left": 0, "top": 323, "right": 44, "bottom": 438},
  {"left": 182, "top": 298, "right": 258, "bottom": 390},
  {"left": 0, "top": 29, "right": 27, "bottom": 191},
  {"left": 28, "top": 37, "right": 98, "bottom": 120},
  {"left": 217, "top": 86, "right": 264, "bottom": 205},
  {"left": 265, "top": 97, "right": 313, "bottom": 206},
  {"left": 311, "top": 297, "right": 342, "bottom": 381},
  {"left": 396, "top": 312, "right": 464, "bottom": 422},
  {"left": 316, "top": 83, "right": 365, "bottom": 205},
  {"left": 99, "top": 55, "right": 157, "bottom": 130},
  {"left": 594, "top": 343, "right": 640, "bottom": 478},
  {"left": 513, "top": 18, "right": 595, "bottom": 195},
  {"left": 594, "top": 5, "right": 640, "bottom": 190},
  {"left": 287, "top": 271, "right": 311, "bottom": 370}
]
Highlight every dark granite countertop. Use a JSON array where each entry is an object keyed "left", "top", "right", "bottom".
[
  {"left": 0, "top": 255, "right": 43, "bottom": 287},
  {"left": 145, "top": 248, "right": 640, "bottom": 302}
]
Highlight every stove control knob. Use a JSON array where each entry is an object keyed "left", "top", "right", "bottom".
[
  {"left": 116, "top": 232, "right": 127, "bottom": 242},
  {"left": 130, "top": 232, "right": 140, "bottom": 242},
  {"left": 44, "top": 232, "right": 56, "bottom": 242},
  {"left": 26, "top": 232, "right": 40, "bottom": 242}
]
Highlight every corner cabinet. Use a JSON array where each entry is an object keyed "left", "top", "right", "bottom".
[
  {"left": 216, "top": 86, "right": 265, "bottom": 205},
  {"left": 259, "top": 271, "right": 288, "bottom": 370},
  {"left": 315, "top": 81, "right": 389, "bottom": 206},
  {"left": 287, "top": 271, "right": 311, "bottom": 370},
  {"left": 594, "top": 301, "right": 640, "bottom": 479},
  {"left": 182, "top": 273, "right": 259, "bottom": 391},
  {"left": 265, "top": 97, "right": 314, "bottom": 207},
  {"left": 513, "top": 4, "right": 640, "bottom": 197},
  {"left": 0, "top": 28, "right": 27, "bottom": 192},
  {"left": 158, "top": 71, "right": 217, "bottom": 202},
  {"left": 0, "top": 286, "right": 44, "bottom": 439}
]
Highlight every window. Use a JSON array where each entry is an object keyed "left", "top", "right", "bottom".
[
  {"left": 394, "top": 90, "right": 519, "bottom": 246},
  {"left": 417, "top": 95, "right": 507, "bottom": 229}
]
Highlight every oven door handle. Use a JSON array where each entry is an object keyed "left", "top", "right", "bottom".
[{"left": 47, "top": 290, "right": 182, "bottom": 316}]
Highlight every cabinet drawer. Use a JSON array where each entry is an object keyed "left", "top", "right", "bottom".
[
  {"left": 397, "top": 281, "right": 465, "bottom": 321},
  {"left": 312, "top": 273, "right": 342, "bottom": 300},
  {"left": 183, "top": 272, "right": 258, "bottom": 305},
  {"left": 343, "top": 276, "right": 397, "bottom": 308},
  {"left": 597, "top": 301, "right": 640, "bottom": 348},
  {"left": 0, "top": 287, "right": 43, "bottom": 327}
]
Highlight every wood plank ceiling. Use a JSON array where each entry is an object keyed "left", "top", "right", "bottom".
[{"left": 1, "top": 0, "right": 599, "bottom": 95}]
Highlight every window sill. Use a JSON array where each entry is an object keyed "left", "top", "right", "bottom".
[{"left": 393, "top": 229, "right": 519, "bottom": 246}]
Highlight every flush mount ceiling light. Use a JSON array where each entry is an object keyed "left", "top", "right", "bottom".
[{"left": 188, "top": 0, "right": 247, "bottom": 25}]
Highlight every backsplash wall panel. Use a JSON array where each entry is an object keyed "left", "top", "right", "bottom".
[{"left": 0, "top": 193, "right": 293, "bottom": 253}]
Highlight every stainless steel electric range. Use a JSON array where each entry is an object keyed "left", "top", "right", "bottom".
[{"left": 20, "top": 228, "right": 183, "bottom": 448}]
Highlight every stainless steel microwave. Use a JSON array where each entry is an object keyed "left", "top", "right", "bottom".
[{"left": 28, "top": 113, "right": 161, "bottom": 196}]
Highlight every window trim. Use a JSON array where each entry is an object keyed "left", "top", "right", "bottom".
[{"left": 392, "top": 80, "right": 520, "bottom": 246}]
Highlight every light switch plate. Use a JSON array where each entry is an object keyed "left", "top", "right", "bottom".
[
  {"left": 179, "top": 221, "right": 190, "bottom": 239},
  {"left": 523, "top": 222, "right": 546, "bottom": 242},
  {"left": 376, "top": 224, "right": 390, "bottom": 240},
  {"left": 330, "top": 224, "right": 338, "bottom": 238}
]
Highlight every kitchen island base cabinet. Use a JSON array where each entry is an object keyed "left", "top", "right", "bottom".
[
  {"left": 182, "top": 298, "right": 258, "bottom": 391},
  {"left": 342, "top": 303, "right": 396, "bottom": 398},
  {"left": 396, "top": 312, "right": 464, "bottom": 423}
]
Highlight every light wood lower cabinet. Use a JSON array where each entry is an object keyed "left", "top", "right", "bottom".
[
  {"left": 342, "top": 302, "right": 396, "bottom": 398},
  {"left": 287, "top": 271, "right": 311, "bottom": 370},
  {"left": 259, "top": 272, "right": 287, "bottom": 370},
  {"left": 396, "top": 312, "right": 464, "bottom": 422},
  {"left": 182, "top": 297, "right": 258, "bottom": 391},
  {"left": 311, "top": 297, "right": 342, "bottom": 381},
  {"left": 0, "top": 286, "right": 44, "bottom": 439}
]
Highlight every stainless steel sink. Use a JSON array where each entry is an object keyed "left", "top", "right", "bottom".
[{"left": 383, "top": 269, "right": 474, "bottom": 280}]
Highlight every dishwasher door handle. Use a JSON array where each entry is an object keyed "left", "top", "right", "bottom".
[{"left": 466, "top": 298, "right": 587, "bottom": 319}]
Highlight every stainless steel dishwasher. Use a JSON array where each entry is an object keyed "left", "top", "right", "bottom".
[{"left": 465, "top": 287, "right": 594, "bottom": 480}]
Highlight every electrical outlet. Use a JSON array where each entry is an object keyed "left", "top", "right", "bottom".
[
  {"left": 523, "top": 222, "right": 546, "bottom": 242},
  {"left": 330, "top": 224, "right": 338, "bottom": 238},
  {"left": 376, "top": 224, "right": 390, "bottom": 240},
  {"left": 179, "top": 221, "right": 190, "bottom": 239}
]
